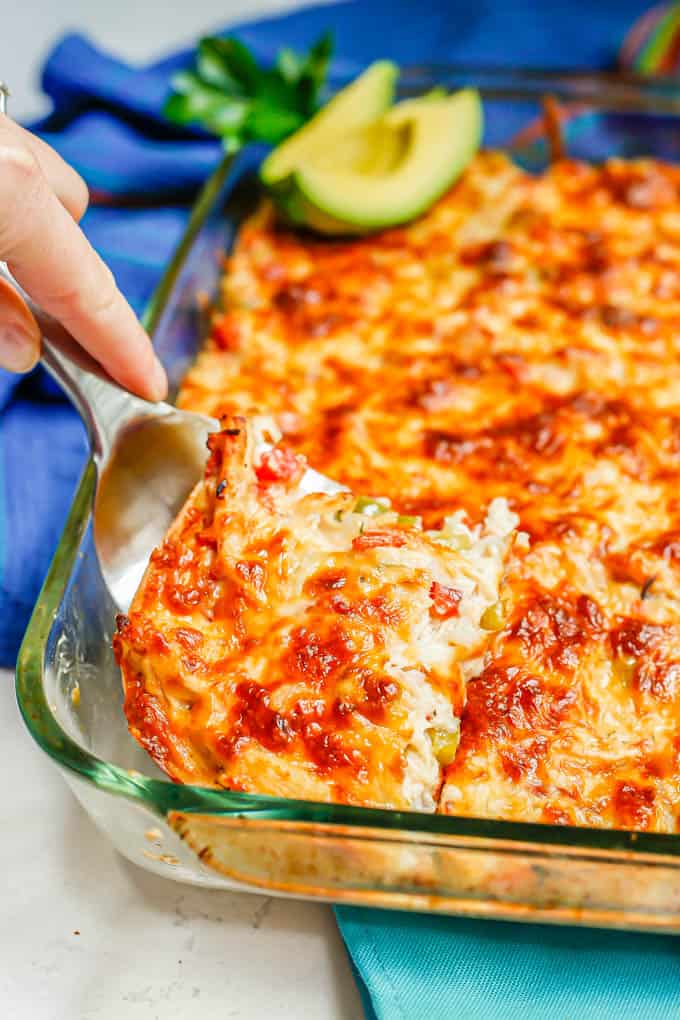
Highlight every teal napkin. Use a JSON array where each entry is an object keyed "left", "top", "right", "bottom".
[{"left": 337, "top": 907, "right": 680, "bottom": 1019}]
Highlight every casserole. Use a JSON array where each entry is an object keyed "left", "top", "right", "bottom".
[
  {"left": 114, "top": 413, "right": 518, "bottom": 811},
  {"left": 17, "top": 69, "right": 680, "bottom": 932}
]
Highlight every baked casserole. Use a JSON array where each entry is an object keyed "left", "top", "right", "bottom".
[{"left": 116, "top": 151, "right": 680, "bottom": 833}]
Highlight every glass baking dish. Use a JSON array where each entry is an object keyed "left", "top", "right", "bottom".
[{"left": 17, "top": 69, "right": 680, "bottom": 933}]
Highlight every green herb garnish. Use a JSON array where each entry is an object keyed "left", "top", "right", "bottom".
[{"left": 164, "top": 32, "right": 333, "bottom": 150}]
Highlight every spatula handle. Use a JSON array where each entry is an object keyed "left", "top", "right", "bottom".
[{"left": 0, "top": 262, "right": 152, "bottom": 462}]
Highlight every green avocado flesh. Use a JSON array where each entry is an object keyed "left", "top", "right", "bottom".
[
  {"left": 260, "top": 60, "right": 398, "bottom": 187},
  {"left": 262, "top": 85, "right": 483, "bottom": 236}
]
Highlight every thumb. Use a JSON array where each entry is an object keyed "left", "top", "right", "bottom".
[{"left": 0, "top": 274, "right": 40, "bottom": 373}]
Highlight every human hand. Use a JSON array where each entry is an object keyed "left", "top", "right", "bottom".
[{"left": 0, "top": 113, "right": 167, "bottom": 401}]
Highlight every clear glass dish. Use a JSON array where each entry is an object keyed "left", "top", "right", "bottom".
[{"left": 17, "top": 70, "right": 680, "bottom": 932}]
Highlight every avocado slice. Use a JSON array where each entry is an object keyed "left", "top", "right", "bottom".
[
  {"left": 266, "top": 88, "right": 483, "bottom": 236},
  {"left": 260, "top": 60, "right": 398, "bottom": 187}
]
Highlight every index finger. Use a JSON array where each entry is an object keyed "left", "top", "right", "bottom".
[
  {"left": 0, "top": 138, "right": 167, "bottom": 402},
  {"left": 0, "top": 113, "right": 89, "bottom": 221}
]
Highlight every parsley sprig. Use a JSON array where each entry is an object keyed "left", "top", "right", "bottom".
[{"left": 164, "top": 32, "right": 333, "bottom": 151}]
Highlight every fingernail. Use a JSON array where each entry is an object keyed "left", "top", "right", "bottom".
[
  {"left": 147, "top": 356, "right": 168, "bottom": 402},
  {"left": 0, "top": 325, "right": 39, "bottom": 373}
]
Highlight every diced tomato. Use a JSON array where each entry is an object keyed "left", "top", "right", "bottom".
[
  {"left": 352, "top": 530, "right": 407, "bottom": 551},
  {"left": 429, "top": 581, "right": 462, "bottom": 619},
  {"left": 255, "top": 446, "right": 306, "bottom": 485}
]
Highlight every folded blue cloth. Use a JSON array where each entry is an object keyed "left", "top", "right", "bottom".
[{"left": 7, "top": 3, "right": 677, "bottom": 1018}]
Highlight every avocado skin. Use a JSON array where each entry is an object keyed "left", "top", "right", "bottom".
[
  {"left": 266, "top": 177, "right": 387, "bottom": 236},
  {"left": 265, "top": 89, "right": 483, "bottom": 237}
]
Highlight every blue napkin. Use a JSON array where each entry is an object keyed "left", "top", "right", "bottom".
[
  {"left": 0, "top": 0, "right": 649, "bottom": 662},
  {"left": 6, "top": 3, "right": 678, "bottom": 1018}
]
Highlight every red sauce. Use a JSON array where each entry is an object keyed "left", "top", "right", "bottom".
[
  {"left": 218, "top": 681, "right": 366, "bottom": 774},
  {"left": 635, "top": 660, "right": 680, "bottom": 702},
  {"left": 611, "top": 621, "right": 680, "bottom": 703},
  {"left": 603, "top": 164, "right": 676, "bottom": 210},
  {"left": 173, "top": 627, "right": 204, "bottom": 650},
  {"left": 462, "top": 663, "right": 576, "bottom": 746},
  {"left": 610, "top": 620, "right": 664, "bottom": 659},
  {"left": 613, "top": 781, "right": 655, "bottom": 829},
  {"left": 305, "top": 569, "right": 348, "bottom": 594},
  {"left": 509, "top": 589, "right": 605, "bottom": 670},
  {"left": 284, "top": 624, "right": 360, "bottom": 686},
  {"left": 652, "top": 530, "right": 680, "bottom": 562},
  {"left": 353, "top": 670, "right": 400, "bottom": 724},
  {"left": 329, "top": 594, "right": 403, "bottom": 628},
  {"left": 500, "top": 737, "right": 547, "bottom": 785},
  {"left": 163, "top": 584, "right": 203, "bottom": 615},
  {"left": 124, "top": 687, "right": 175, "bottom": 772}
]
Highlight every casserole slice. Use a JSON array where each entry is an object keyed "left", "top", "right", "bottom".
[{"left": 114, "top": 416, "right": 518, "bottom": 811}]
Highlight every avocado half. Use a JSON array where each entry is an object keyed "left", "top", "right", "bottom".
[
  {"left": 260, "top": 60, "right": 398, "bottom": 187},
  {"left": 263, "top": 87, "right": 483, "bottom": 236}
]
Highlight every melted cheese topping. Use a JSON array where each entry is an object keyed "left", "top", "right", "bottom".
[
  {"left": 167, "top": 151, "right": 680, "bottom": 832},
  {"left": 115, "top": 417, "right": 516, "bottom": 810}
]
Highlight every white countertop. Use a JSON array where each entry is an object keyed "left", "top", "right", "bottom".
[
  {"left": 2, "top": 669, "right": 361, "bottom": 1019},
  {"left": 4, "top": 3, "right": 362, "bottom": 1017}
]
